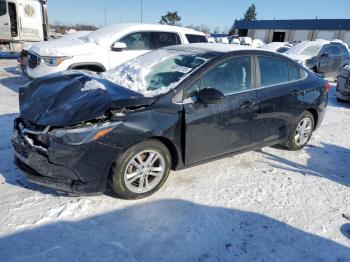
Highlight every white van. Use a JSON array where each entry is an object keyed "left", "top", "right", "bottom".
[
  {"left": 26, "top": 23, "right": 208, "bottom": 78},
  {"left": 0, "top": 0, "right": 49, "bottom": 48}
]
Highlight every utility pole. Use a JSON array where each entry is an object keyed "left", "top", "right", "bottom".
[
  {"left": 140, "top": 0, "right": 143, "bottom": 23},
  {"left": 104, "top": 8, "right": 107, "bottom": 26}
]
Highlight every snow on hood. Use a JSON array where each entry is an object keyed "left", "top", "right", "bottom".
[
  {"left": 19, "top": 72, "right": 156, "bottom": 126},
  {"left": 29, "top": 38, "right": 99, "bottom": 57}
]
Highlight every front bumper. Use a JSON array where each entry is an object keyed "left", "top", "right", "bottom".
[{"left": 12, "top": 119, "right": 122, "bottom": 194}]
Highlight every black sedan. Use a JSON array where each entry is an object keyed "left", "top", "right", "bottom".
[{"left": 12, "top": 44, "right": 329, "bottom": 199}]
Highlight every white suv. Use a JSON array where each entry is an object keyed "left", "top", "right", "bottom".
[{"left": 27, "top": 23, "right": 207, "bottom": 78}]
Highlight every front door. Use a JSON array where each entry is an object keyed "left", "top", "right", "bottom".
[
  {"left": 0, "top": 1, "right": 11, "bottom": 40},
  {"left": 319, "top": 46, "right": 333, "bottom": 76},
  {"left": 183, "top": 56, "right": 258, "bottom": 164}
]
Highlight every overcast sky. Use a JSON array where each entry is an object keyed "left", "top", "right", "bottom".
[{"left": 48, "top": 0, "right": 350, "bottom": 31}]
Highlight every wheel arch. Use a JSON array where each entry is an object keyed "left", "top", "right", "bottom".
[
  {"left": 68, "top": 62, "right": 106, "bottom": 72},
  {"left": 306, "top": 108, "right": 318, "bottom": 129},
  {"left": 150, "top": 136, "right": 181, "bottom": 170}
]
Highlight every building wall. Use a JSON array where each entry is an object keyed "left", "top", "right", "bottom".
[{"left": 235, "top": 27, "right": 350, "bottom": 46}]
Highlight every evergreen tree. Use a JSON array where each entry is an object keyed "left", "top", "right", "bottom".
[
  {"left": 243, "top": 4, "right": 257, "bottom": 21},
  {"left": 159, "top": 11, "right": 181, "bottom": 26}
]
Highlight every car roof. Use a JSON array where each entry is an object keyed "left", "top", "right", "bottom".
[{"left": 83, "top": 23, "right": 206, "bottom": 46}]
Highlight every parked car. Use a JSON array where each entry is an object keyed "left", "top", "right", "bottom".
[
  {"left": 336, "top": 65, "right": 350, "bottom": 102},
  {"left": 239, "top": 37, "right": 253, "bottom": 46},
  {"left": 13, "top": 44, "right": 328, "bottom": 199},
  {"left": 252, "top": 39, "right": 265, "bottom": 48},
  {"left": 26, "top": 23, "right": 207, "bottom": 78},
  {"left": 261, "top": 42, "right": 292, "bottom": 53},
  {"left": 286, "top": 40, "right": 350, "bottom": 78}
]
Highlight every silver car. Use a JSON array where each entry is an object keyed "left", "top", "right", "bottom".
[{"left": 336, "top": 65, "right": 350, "bottom": 102}]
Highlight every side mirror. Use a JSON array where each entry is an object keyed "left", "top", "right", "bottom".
[
  {"left": 196, "top": 88, "right": 224, "bottom": 104},
  {"left": 112, "top": 42, "right": 127, "bottom": 51},
  {"left": 321, "top": 53, "right": 329, "bottom": 58}
]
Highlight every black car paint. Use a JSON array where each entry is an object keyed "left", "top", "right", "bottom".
[{"left": 12, "top": 49, "right": 328, "bottom": 194}]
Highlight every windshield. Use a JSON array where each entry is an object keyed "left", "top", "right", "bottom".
[{"left": 101, "top": 48, "right": 215, "bottom": 97}]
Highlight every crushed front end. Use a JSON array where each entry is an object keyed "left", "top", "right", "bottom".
[{"left": 12, "top": 118, "right": 122, "bottom": 194}]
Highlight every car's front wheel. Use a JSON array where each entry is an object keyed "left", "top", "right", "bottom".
[
  {"left": 285, "top": 111, "right": 315, "bottom": 151},
  {"left": 110, "top": 139, "right": 171, "bottom": 199}
]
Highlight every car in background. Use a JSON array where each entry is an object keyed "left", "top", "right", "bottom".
[
  {"left": 13, "top": 44, "right": 328, "bottom": 199},
  {"left": 336, "top": 65, "right": 350, "bottom": 102},
  {"left": 26, "top": 23, "right": 207, "bottom": 78},
  {"left": 261, "top": 42, "right": 293, "bottom": 53},
  {"left": 286, "top": 40, "right": 350, "bottom": 78}
]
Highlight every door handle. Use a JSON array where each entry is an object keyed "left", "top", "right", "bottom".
[
  {"left": 240, "top": 101, "right": 256, "bottom": 109},
  {"left": 291, "top": 88, "right": 306, "bottom": 95},
  {"left": 4, "top": 23, "right": 9, "bottom": 26}
]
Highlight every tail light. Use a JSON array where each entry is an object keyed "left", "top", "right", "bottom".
[{"left": 325, "top": 81, "right": 330, "bottom": 93}]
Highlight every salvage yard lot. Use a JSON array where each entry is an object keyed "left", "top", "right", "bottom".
[{"left": 0, "top": 59, "right": 349, "bottom": 261}]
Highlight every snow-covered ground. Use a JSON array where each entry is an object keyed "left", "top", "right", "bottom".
[{"left": 0, "top": 59, "right": 349, "bottom": 261}]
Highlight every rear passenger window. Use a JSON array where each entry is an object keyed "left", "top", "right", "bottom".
[
  {"left": 0, "top": 1, "right": 6, "bottom": 16},
  {"left": 289, "top": 64, "right": 300, "bottom": 81},
  {"left": 259, "top": 56, "right": 289, "bottom": 86},
  {"left": 186, "top": 34, "right": 208, "bottom": 43},
  {"left": 186, "top": 56, "right": 251, "bottom": 97},
  {"left": 151, "top": 32, "right": 181, "bottom": 49},
  {"left": 330, "top": 46, "right": 341, "bottom": 57}
]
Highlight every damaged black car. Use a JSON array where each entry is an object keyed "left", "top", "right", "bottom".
[{"left": 12, "top": 44, "right": 328, "bottom": 199}]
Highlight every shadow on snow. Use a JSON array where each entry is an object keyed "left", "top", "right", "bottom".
[{"left": 0, "top": 199, "right": 349, "bottom": 262}]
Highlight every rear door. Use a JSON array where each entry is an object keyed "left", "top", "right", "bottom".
[
  {"left": 0, "top": 1, "right": 11, "bottom": 40},
  {"left": 183, "top": 55, "right": 258, "bottom": 164},
  {"left": 253, "top": 55, "right": 305, "bottom": 144}
]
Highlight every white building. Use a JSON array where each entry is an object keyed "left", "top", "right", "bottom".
[{"left": 232, "top": 19, "right": 350, "bottom": 45}]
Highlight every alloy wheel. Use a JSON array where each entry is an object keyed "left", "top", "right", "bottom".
[
  {"left": 124, "top": 150, "right": 165, "bottom": 194},
  {"left": 294, "top": 117, "right": 313, "bottom": 147}
]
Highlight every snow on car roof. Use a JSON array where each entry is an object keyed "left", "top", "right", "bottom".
[
  {"left": 287, "top": 40, "right": 329, "bottom": 55},
  {"left": 81, "top": 23, "right": 205, "bottom": 46}
]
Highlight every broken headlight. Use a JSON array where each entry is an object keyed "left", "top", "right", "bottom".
[
  {"left": 51, "top": 122, "right": 121, "bottom": 145},
  {"left": 42, "top": 56, "right": 73, "bottom": 67}
]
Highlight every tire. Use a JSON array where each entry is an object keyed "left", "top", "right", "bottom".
[
  {"left": 285, "top": 111, "right": 315, "bottom": 151},
  {"left": 110, "top": 139, "right": 171, "bottom": 200}
]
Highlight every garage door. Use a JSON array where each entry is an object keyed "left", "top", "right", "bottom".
[
  {"left": 254, "top": 30, "right": 267, "bottom": 41},
  {"left": 293, "top": 30, "right": 308, "bottom": 43},
  {"left": 317, "top": 31, "right": 335, "bottom": 40},
  {"left": 343, "top": 31, "right": 350, "bottom": 46}
]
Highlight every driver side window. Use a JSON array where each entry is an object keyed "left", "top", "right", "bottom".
[
  {"left": 321, "top": 46, "right": 331, "bottom": 57},
  {"left": 119, "top": 32, "right": 151, "bottom": 50},
  {"left": 185, "top": 56, "right": 252, "bottom": 98}
]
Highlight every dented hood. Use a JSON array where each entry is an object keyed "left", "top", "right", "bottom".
[{"left": 19, "top": 72, "right": 156, "bottom": 127}]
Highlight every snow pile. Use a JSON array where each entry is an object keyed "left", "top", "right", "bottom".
[{"left": 81, "top": 79, "right": 106, "bottom": 92}]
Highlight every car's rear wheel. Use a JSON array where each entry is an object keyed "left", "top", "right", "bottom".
[
  {"left": 285, "top": 111, "right": 314, "bottom": 151},
  {"left": 110, "top": 139, "right": 171, "bottom": 199}
]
